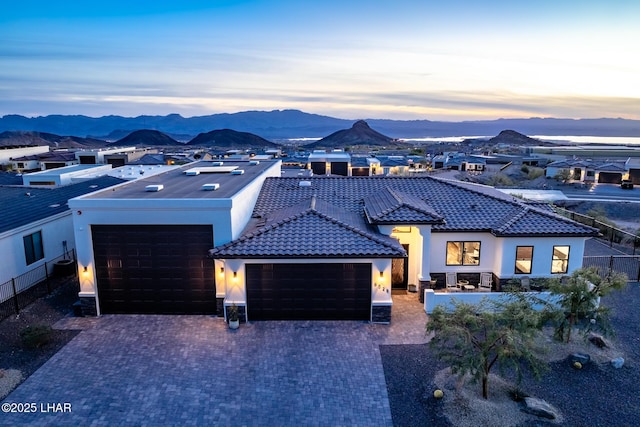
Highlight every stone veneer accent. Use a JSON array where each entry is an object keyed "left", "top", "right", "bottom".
[
  {"left": 216, "top": 298, "right": 224, "bottom": 317},
  {"left": 372, "top": 305, "right": 391, "bottom": 324},
  {"left": 79, "top": 296, "right": 97, "bottom": 316}
]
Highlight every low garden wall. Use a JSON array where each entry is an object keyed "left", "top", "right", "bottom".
[{"left": 423, "top": 289, "right": 559, "bottom": 314}]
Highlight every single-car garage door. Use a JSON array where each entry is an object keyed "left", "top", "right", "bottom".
[
  {"left": 246, "top": 263, "right": 371, "bottom": 321},
  {"left": 92, "top": 225, "right": 215, "bottom": 314}
]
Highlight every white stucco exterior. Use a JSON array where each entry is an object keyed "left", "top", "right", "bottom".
[
  {"left": 0, "top": 212, "right": 75, "bottom": 291},
  {"left": 68, "top": 160, "right": 282, "bottom": 308}
]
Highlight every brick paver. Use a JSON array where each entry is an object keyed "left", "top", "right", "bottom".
[{"left": 1, "top": 293, "right": 427, "bottom": 426}]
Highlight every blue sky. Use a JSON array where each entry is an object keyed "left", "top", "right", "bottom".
[{"left": 1, "top": 1, "right": 639, "bottom": 120}]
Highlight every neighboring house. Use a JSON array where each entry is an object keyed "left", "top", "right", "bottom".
[
  {"left": 376, "top": 156, "right": 412, "bottom": 175},
  {"left": 432, "top": 153, "right": 486, "bottom": 172},
  {"left": 38, "top": 151, "right": 78, "bottom": 170},
  {"left": 68, "top": 159, "right": 282, "bottom": 316},
  {"left": 75, "top": 147, "right": 137, "bottom": 165},
  {"left": 307, "top": 150, "right": 351, "bottom": 176},
  {"left": 0, "top": 176, "right": 124, "bottom": 295},
  {"left": 210, "top": 176, "right": 597, "bottom": 323},
  {"left": 22, "top": 164, "right": 113, "bottom": 187},
  {"left": 2, "top": 146, "right": 50, "bottom": 171},
  {"left": 545, "top": 159, "right": 628, "bottom": 183}
]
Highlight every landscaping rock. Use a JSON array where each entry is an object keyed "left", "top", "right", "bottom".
[
  {"left": 588, "top": 334, "right": 608, "bottom": 348},
  {"left": 521, "top": 397, "right": 559, "bottom": 420},
  {"left": 611, "top": 357, "right": 625, "bottom": 369},
  {"left": 570, "top": 353, "right": 590, "bottom": 365}
]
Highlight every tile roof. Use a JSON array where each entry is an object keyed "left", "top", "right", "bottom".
[
  {"left": 212, "top": 175, "right": 597, "bottom": 259},
  {"left": 251, "top": 176, "right": 598, "bottom": 237},
  {"left": 210, "top": 196, "right": 406, "bottom": 258},
  {"left": 0, "top": 176, "right": 125, "bottom": 234},
  {"left": 363, "top": 187, "right": 444, "bottom": 224}
]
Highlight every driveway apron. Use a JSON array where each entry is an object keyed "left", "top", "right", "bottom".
[{"left": 2, "top": 293, "right": 427, "bottom": 426}]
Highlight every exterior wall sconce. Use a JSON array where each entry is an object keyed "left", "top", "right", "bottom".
[
  {"left": 233, "top": 271, "right": 238, "bottom": 281},
  {"left": 83, "top": 266, "right": 88, "bottom": 273},
  {"left": 219, "top": 267, "right": 224, "bottom": 276}
]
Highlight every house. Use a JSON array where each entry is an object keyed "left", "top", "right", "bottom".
[
  {"left": 209, "top": 176, "right": 598, "bottom": 323},
  {"left": 68, "top": 161, "right": 597, "bottom": 323},
  {"left": 68, "top": 159, "right": 282, "bottom": 316},
  {"left": 1, "top": 145, "right": 49, "bottom": 171},
  {"left": 0, "top": 176, "right": 124, "bottom": 297},
  {"left": 545, "top": 159, "right": 628, "bottom": 183},
  {"left": 307, "top": 150, "right": 351, "bottom": 176},
  {"left": 11, "top": 150, "right": 79, "bottom": 172},
  {"left": 21, "top": 164, "right": 113, "bottom": 187}
]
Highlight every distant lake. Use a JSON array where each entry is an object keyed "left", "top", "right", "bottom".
[{"left": 401, "top": 135, "right": 640, "bottom": 146}]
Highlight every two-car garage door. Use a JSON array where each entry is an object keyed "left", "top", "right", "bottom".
[
  {"left": 245, "top": 263, "right": 371, "bottom": 321},
  {"left": 92, "top": 225, "right": 215, "bottom": 314}
]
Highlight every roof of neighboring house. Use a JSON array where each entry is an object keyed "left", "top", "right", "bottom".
[
  {"left": 595, "top": 162, "right": 626, "bottom": 172},
  {"left": 0, "top": 176, "right": 125, "bottom": 234},
  {"left": 350, "top": 157, "right": 372, "bottom": 167},
  {"left": 212, "top": 176, "right": 597, "bottom": 258},
  {"left": 0, "top": 171, "right": 23, "bottom": 186},
  {"left": 547, "top": 159, "right": 626, "bottom": 171},
  {"left": 210, "top": 196, "right": 406, "bottom": 258}
]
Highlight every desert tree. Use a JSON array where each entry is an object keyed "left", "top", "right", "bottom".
[
  {"left": 554, "top": 169, "right": 572, "bottom": 183},
  {"left": 426, "top": 294, "right": 546, "bottom": 399},
  {"left": 549, "top": 267, "right": 627, "bottom": 343}
]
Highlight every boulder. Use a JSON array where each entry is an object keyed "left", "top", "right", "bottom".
[
  {"left": 521, "top": 397, "right": 559, "bottom": 420},
  {"left": 570, "top": 353, "right": 591, "bottom": 365},
  {"left": 588, "top": 334, "right": 608, "bottom": 348},
  {"left": 611, "top": 357, "right": 625, "bottom": 369}
]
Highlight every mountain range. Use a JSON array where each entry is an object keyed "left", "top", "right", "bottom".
[{"left": 1, "top": 110, "right": 639, "bottom": 140}]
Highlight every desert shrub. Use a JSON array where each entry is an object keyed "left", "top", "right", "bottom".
[
  {"left": 520, "top": 165, "right": 530, "bottom": 174},
  {"left": 486, "top": 173, "right": 514, "bottom": 187},
  {"left": 527, "top": 167, "right": 544, "bottom": 180},
  {"left": 20, "top": 324, "right": 53, "bottom": 349}
]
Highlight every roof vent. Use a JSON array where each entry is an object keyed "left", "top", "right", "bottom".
[
  {"left": 202, "top": 183, "right": 220, "bottom": 191},
  {"left": 231, "top": 169, "right": 245, "bottom": 175},
  {"left": 145, "top": 184, "right": 164, "bottom": 192},
  {"left": 299, "top": 181, "right": 312, "bottom": 187},
  {"left": 249, "top": 160, "right": 259, "bottom": 165},
  {"left": 185, "top": 169, "right": 200, "bottom": 176},
  {"left": 212, "top": 161, "right": 224, "bottom": 166}
]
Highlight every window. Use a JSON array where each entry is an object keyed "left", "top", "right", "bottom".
[
  {"left": 446, "top": 241, "right": 480, "bottom": 266},
  {"left": 515, "top": 246, "right": 533, "bottom": 274},
  {"left": 23, "top": 231, "right": 44, "bottom": 265},
  {"left": 552, "top": 246, "right": 570, "bottom": 274}
]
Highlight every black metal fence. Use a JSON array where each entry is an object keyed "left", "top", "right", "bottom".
[
  {"left": 555, "top": 207, "right": 640, "bottom": 255},
  {"left": 0, "top": 250, "right": 77, "bottom": 321},
  {"left": 583, "top": 255, "right": 640, "bottom": 282}
]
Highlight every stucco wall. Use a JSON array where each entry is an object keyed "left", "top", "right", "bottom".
[{"left": 0, "top": 212, "right": 75, "bottom": 285}]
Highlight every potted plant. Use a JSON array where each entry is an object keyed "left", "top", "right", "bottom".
[{"left": 227, "top": 304, "right": 239, "bottom": 329}]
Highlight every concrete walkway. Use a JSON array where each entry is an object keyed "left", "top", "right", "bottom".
[{"left": 2, "top": 292, "right": 428, "bottom": 427}]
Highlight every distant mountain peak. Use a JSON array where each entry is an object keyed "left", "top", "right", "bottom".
[{"left": 306, "top": 120, "right": 401, "bottom": 149}]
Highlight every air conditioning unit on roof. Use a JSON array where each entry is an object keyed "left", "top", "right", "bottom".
[
  {"left": 145, "top": 184, "right": 164, "bottom": 192},
  {"left": 202, "top": 183, "right": 220, "bottom": 191},
  {"left": 231, "top": 169, "right": 245, "bottom": 175}
]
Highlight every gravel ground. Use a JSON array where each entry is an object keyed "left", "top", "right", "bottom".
[
  {"left": 381, "top": 281, "right": 640, "bottom": 427},
  {"left": 0, "top": 279, "right": 79, "bottom": 399}
]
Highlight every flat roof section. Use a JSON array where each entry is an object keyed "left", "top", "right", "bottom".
[{"left": 82, "top": 160, "right": 279, "bottom": 200}]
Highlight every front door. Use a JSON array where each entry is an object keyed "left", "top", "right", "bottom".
[{"left": 392, "top": 244, "right": 409, "bottom": 289}]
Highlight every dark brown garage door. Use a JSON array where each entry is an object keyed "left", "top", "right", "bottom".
[
  {"left": 598, "top": 172, "right": 622, "bottom": 184},
  {"left": 246, "top": 263, "right": 371, "bottom": 321},
  {"left": 92, "top": 225, "right": 215, "bottom": 314}
]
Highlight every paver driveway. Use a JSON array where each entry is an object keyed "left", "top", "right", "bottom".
[{"left": 2, "top": 293, "right": 427, "bottom": 426}]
